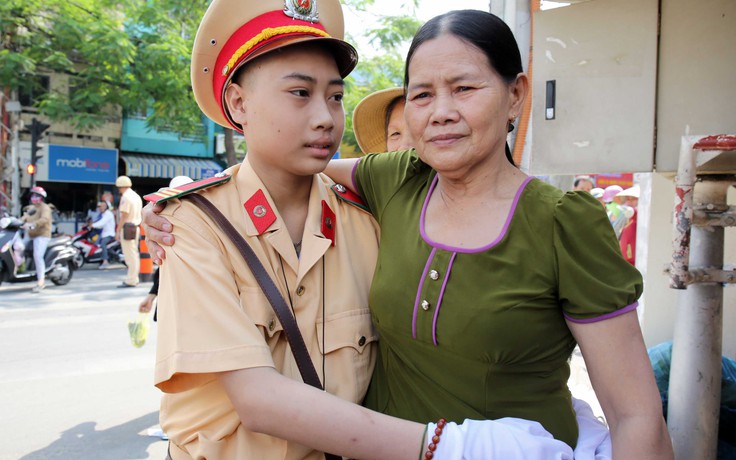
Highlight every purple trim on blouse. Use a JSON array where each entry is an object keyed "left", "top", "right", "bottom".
[
  {"left": 564, "top": 301, "right": 639, "bottom": 324},
  {"left": 413, "top": 248, "right": 437, "bottom": 339},
  {"left": 419, "top": 175, "right": 535, "bottom": 253},
  {"left": 431, "top": 252, "right": 457, "bottom": 346},
  {"left": 350, "top": 159, "right": 361, "bottom": 193}
]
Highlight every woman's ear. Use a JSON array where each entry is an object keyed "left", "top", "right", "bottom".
[
  {"left": 224, "top": 82, "right": 247, "bottom": 127},
  {"left": 508, "top": 72, "right": 529, "bottom": 120}
]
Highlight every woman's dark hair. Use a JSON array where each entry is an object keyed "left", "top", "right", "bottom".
[{"left": 404, "top": 10, "right": 523, "bottom": 165}]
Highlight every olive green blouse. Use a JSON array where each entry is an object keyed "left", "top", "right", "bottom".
[{"left": 354, "top": 150, "right": 643, "bottom": 448}]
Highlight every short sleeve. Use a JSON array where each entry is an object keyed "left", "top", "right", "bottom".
[
  {"left": 154, "top": 200, "right": 274, "bottom": 393},
  {"left": 553, "top": 192, "right": 643, "bottom": 322},
  {"left": 353, "top": 149, "right": 424, "bottom": 222},
  {"left": 119, "top": 196, "right": 131, "bottom": 214}
]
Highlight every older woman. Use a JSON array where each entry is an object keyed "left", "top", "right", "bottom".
[
  {"left": 144, "top": 9, "right": 671, "bottom": 459},
  {"left": 333, "top": 10, "right": 671, "bottom": 459}
]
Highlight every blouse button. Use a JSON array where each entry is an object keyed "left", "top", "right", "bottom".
[
  {"left": 421, "top": 300, "right": 430, "bottom": 311},
  {"left": 429, "top": 270, "right": 439, "bottom": 280},
  {"left": 296, "top": 286, "right": 305, "bottom": 296},
  {"left": 358, "top": 336, "right": 366, "bottom": 346}
]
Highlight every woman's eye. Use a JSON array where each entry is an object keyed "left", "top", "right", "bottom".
[
  {"left": 410, "top": 92, "right": 430, "bottom": 101},
  {"left": 457, "top": 86, "right": 473, "bottom": 92},
  {"left": 331, "top": 93, "right": 344, "bottom": 102},
  {"left": 389, "top": 131, "right": 400, "bottom": 138},
  {"left": 290, "top": 89, "right": 309, "bottom": 97}
]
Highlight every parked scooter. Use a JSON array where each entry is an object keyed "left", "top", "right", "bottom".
[
  {"left": 0, "top": 216, "right": 77, "bottom": 286},
  {"left": 71, "top": 225, "right": 124, "bottom": 269}
]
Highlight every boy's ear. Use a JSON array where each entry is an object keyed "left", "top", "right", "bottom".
[{"left": 224, "top": 83, "right": 247, "bottom": 126}]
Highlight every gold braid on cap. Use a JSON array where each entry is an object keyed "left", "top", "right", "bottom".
[{"left": 224, "top": 26, "right": 331, "bottom": 77}]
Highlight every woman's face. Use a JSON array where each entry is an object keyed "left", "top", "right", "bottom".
[
  {"left": 404, "top": 34, "right": 525, "bottom": 177},
  {"left": 385, "top": 99, "right": 413, "bottom": 151}
]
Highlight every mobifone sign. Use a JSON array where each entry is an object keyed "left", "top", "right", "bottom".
[{"left": 48, "top": 145, "right": 118, "bottom": 184}]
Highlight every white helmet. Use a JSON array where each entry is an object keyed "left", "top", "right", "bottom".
[{"left": 115, "top": 175, "right": 133, "bottom": 187}]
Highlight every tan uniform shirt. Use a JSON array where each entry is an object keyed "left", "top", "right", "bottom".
[
  {"left": 119, "top": 188, "right": 143, "bottom": 225},
  {"left": 155, "top": 160, "right": 380, "bottom": 459}
]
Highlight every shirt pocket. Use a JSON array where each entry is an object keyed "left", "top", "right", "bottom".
[
  {"left": 316, "top": 308, "right": 378, "bottom": 401},
  {"left": 239, "top": 286, "right": 284, "bottom": 340}
]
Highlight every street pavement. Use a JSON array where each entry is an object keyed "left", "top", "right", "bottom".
[{"left": 0, "top": 264, "right": 168, "bottom": 460}]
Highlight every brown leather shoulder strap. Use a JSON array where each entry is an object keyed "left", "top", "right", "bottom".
[{"left": 186, "top": 194, "right": 342, "bottom": 460}]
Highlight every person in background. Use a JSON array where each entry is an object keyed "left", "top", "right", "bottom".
[
  {"left": 16, "top": 186, "right": 53, "bottom": 292},
  {"left": 590, "top": 187, "right": 606, "bottom": 209},
  {"left": 573, "top": 175, "right": 595, "bottom": 192},
  {"left": 115, "top": 175, "right": 142, "bottom": 287},
  {"left": 617, "top": 185, "right": 640, "bottom": 265},
  {"left": 602, "top": 185, "right": 627, "bottom": 237},
  {"left": 353, "top": 87, "right": 413, "bottom": 153},
  {"left": 90, "top": 200, "right": 116, "bottom": 269}
]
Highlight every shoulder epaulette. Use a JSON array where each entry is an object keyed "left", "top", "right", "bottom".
[
  {"left": 331, "top": 184, "right": 368, "bottom": 212},
  {"left": 143, "top": 173, "right": 232, "bottom": 204}
]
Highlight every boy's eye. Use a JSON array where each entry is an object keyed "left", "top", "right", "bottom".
[{"left": 290, "top": 89, "right": 309, "bottom": 97}]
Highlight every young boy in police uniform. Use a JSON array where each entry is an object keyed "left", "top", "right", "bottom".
[{"left": 148, "top": 1, "right": 436, "bottom": 458}]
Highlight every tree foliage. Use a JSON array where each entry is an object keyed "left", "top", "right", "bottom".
[
  {"left": 341, "top": 0, "right": 422, "bottom": 155},
  {"left": 0, "top": 0, "right": 421, "bottom": 153},
  {"left": 0, "top": 0, "right": 208, "bottom": 135}
]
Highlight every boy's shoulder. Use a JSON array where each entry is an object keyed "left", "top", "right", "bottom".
[
  {"left": 143, "top": 173, "right": 232, "bottom": 205},
  {"left": 330, "top": 183, "right": 368, "bottom": 213}
]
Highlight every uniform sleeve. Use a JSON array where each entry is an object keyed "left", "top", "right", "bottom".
[
  {"left": 353, "top": 149, "right": 423, "bottom": 222},
  {"left": 119, "top": 195, "right": 131, "bottom": 215},
  {"left": 155, "top": 200, "right": 274, "bottom": 393},
  {"left": 553, "top": 192, "right": 643, "bottom": 322}
]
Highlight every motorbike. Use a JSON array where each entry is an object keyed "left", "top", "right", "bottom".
[
  {"left": 71, "top": 225, "right": 124, "bottom": 269},
  {"left": 0, "top": 216, "right": 77, "bottom": 287}
]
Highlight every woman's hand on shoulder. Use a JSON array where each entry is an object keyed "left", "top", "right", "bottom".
[{"left": 142, "top": 201, "right": 174, "bottom": 264}]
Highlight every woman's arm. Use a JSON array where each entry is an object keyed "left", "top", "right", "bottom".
[
  {"left": 324, "top": 158, "right": 359, "bottom": 192},
  {"left": 219, "top": 366, "right": 426, "bottom": 460},
  {"left": 568, "top": 311, "right": 674, "bottom": 460},
  {"left": 143, "top": 158, "right": 361, "bottom": 264}
]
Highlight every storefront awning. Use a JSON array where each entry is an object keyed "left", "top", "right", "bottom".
[{"left": 122, "top": 154, "right": 223, "bottom": 181}]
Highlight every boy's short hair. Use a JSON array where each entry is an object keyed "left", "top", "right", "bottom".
[{"left": 191, "top": 0, "right": 358, "bottom": 132}]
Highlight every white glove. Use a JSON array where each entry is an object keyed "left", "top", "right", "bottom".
[
  {"left": 571, "top": 398, "right": 611, "bottom": 460},
  {"left": 427, "top": 418, "right": 573, "bottom": 460},
  {"left": 425, "top": 397, "right": 611, "bottom": 460}
]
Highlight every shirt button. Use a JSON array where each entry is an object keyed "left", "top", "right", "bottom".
[
  {"left": 358, "top": 336, "right": 366, "bottom": 346},
  {"left": 421, "top": 300, "right": 430, "bottom": 311},
  {"left": 429, "top": 270, "right": 439, "bottom": 280},
  {"left": 268, "top": 319, "right": 275, "bottom": 331},
  {"left": 296, "top": 286, "right": 305, "bottom": 296}
]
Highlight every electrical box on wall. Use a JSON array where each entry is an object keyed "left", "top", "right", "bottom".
[
  {"left": 529, "top": 0, "right": 658, "bottom": 175},
  {"left": 529, "top": 0, "right": 735, "bottom": 176}
]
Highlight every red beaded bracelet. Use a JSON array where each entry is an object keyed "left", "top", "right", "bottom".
[{"left": 424, "top": 418, "right": 447, "bottom": 460}]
